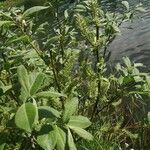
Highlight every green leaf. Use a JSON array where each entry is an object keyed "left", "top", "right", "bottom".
[
  {"left": 63, "top": 98, "right": 79, "bottom": 123},
  {"left": 122, "top": 76, "right": 134, "bottom": 86},
  {"left": 8, "top": 35, "right": 29, "bottom": 44},
  {"left": 67, "top": 116, "right": 91, "bottom": 129},
  {"left": 0, "top": 21, "right": 13, "bottom": 27},
  {"left": 2, "top": 85, "right": 12, "bottom": 93},
  {"left": 0, "top": 143, "right": 5, "bottom": 150},
  {"left": 68, "top": 129, "right": 77, "bottom": 150},
  {"left": 112, "top": 23, "right": 120, "bottom": 33},
  {"left": 56, "top": 127, "right": 66, "bottom": 150},
  {"left": 35, "top": 91, "right": 66, "bottom": 98},
  {"left": 112, "top": 99, "right": 122, "bottom": 107},
  {"left": 15, "top": 103, "right": 38, "bottom": 132},
  {"left": 19, "top": 88, "right": 29, "bottom": 103},
  {"left": 135, "top": 7, "right": 145, "bottom": 12},
  {"left": 74, "top": 4, "right": 87, "bottom": 12},
  {"left": 37, "top": 126, "right": 57, "bottom": 150},
  {"left": 23, "top": 6, "right": 49, "bottom": 18},
  {"left": 17, "top": 65, "right": 30, "bottom": 95},
  {"left": 122, "top": 1, "right": 129, "bottom": 11},
  {"left": 123, "top": 57, "right": 132, "bottom": 68},
  {"left": 30, "top": 73, "right": 45, "bottom": 96},
  {"left": 69, "top": 126, "right": 93, "bottom": 140},
  {"left": 0, "top": 81, "right": 12, "bottom": 94},
  {"left": 64, "top": 10, "right": 69, "bottom": 19},
  {"left": 45, "top": 36, "right": 60, "bottom": 48},
  {"left": 38, "top": 106, "right": 61, "bottom": 119},
  {"left": 148, "top": 112, "right": 150, "bottom": 124}
]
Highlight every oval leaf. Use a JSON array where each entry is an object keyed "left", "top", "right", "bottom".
[
  {"left": 67, "top": 116, "right": 91, "bottom": 129},
  {"left": 35, "top": 91, "right": 66, "bottom": 98},
  {"left": 0, "top": 21, "right": 13, "bottom": 27},
  {"left": 63, "top": 98, "right": 79, "bottom": 123},
  {"left": 69, "top": 126, "right": 93, "bottom": 140},
  {"left": 23, "top": 6, "right": 49, "bottom": 18},
  {"left": 122, "top": 1, "right": 129, "bottom": 11},
  {"left": 30, "top": 73, "right": 45, "bottom": 96},
  {"left": 38, "top": 106, "right": 61, "bottom": 119},
  {"left": 0, "top": 143, "right": 5, "bottom": 150},
  {"left": 68, "top": 129, "right": 77, "bottom": 150},
  {"left": 17, "top": 65, "right": 30, "bottom": 95},
  {"left": 37, "top": 126, "right": 57, "bottom": 150},
  {"left": 148, "top": 112, "right": 150, "bottom": 124},
  {"left": 56, "top": 127, "right": 66, "bottom": 150},
  {"left": 15, "top": 103, "right": 38, "bottom": 132},
  {"left": 135, "top": 7, "right": 145, "bottom": 12},
  {"left": 7, "top": 35, "right": 29, "bottom": 44}
]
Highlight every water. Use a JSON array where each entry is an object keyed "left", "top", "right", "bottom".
[{"left": 102, "top": 0, "right": 150, "bottom": 70}]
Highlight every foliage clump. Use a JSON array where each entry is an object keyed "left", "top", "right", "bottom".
[{"left": 0, "top": 0, "right": 150, "bottom": 149}]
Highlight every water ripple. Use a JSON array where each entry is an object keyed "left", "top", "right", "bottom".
[{"left": 103, "top": 0, "right": 150, "bottom": 69}]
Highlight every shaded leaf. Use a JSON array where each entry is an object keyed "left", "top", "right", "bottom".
[{"left": 38, "top": 106, "right": 61, "bottom": 119}]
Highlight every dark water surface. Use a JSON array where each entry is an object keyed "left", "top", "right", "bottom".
[{"left": 103, "top": 0, "right": 150, "bottom": 70}]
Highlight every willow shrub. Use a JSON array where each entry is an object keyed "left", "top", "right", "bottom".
[{"left": 0, "top": 0, "right": 149, "bottom": 149}]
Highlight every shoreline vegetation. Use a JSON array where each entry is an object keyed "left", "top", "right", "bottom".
[{"left": 0, "top": 0, "right": 150, "bottom": 149}]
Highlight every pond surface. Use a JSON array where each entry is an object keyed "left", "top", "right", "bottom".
[{"left": 103, "top": 0, "right": 150, "bottom": 70}]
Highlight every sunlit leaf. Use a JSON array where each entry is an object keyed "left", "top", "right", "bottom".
[
  {"left": 122, "top": 1, "right": 129, "bottom": 11},
  {"left": 135, "top": 7, "right": 145, "bottom": 12},
  {"left": 37, "top": 126, "right": 57, "bottom": 150},
  {"left": 7, "top": 35, "right": 29, "bottom": 44},
  {"left": 0, "top": 143, "right": 5, "bottom": 150},
  {"left": 17, "top": 65, "right": 30, "bottom": 95},
  {"left": 0, "top": 21, "right": 13, "bottom": 27},
  {"left": 30, "top": 73, "right": 45, "bottom": 96},
  {"left": 23, "top": 6, "right": 49, "bottom": 18},
  {"left": 15, "top": 103, "right": 38, "bottom": 132},
  {"left": 68, "top": 126, "right": 93, "bottom": 140},
  {"left": 148, "top": 112, "right": 150, "bottom": 124},
  {"left": 123, "top": 57, "right": 132, "bottom": 68},
  {"left": 112, "top": 23, "right": 120, "bottom": 33},
  {"left": 68, "top": 128, "right": 77, "bottom": 150},
  {"left": 67, "top": 116, "right": 91, "bottom": 129},
  {"left": 63, "top": 98, "right": 78, "bottom": 123},
  {"left": 56, "top": 127, "right": 66, "bottom": 150},
  {"left": 35, "top": 91, "right": 66, "bottom": 98},
  {"left": 0, "top": 81, "right": 12, "bottom": 94}
]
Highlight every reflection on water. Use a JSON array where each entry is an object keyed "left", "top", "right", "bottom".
[{"left": 102, "top": 0, "right": 150, "bottom": 70}]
